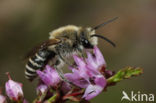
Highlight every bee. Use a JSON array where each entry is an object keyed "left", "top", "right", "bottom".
[{"left": 25, "top": 17, "right": 118, "bottom": 81}]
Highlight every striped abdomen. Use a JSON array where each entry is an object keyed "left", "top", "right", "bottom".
[{"left": 25, "top": 49, "right": 55, "bottom": 81}]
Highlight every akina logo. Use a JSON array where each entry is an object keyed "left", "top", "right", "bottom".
[{"left": 121, "top": 91, "right": 155, "bottom": 102}]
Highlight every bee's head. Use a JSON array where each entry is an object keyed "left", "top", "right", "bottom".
[
  {"left": 79, "top": 17, "right": 118, "bottom": 49},
  {"left": 79, "top": 28, "right": 97, "bottom": 49}
]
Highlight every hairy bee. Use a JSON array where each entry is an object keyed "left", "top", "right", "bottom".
[{"left": 25, "top": 17, "right": 118, "bottom": 81}]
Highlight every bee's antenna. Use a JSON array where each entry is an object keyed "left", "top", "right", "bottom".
[
  {"left": 91, "top": 34, "right": 116, "bottom": 47},
  {"left": 92, "top": 17, "right": 118, "bottom": 30}
]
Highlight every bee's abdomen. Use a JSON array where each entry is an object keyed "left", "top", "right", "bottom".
[{"left": 25, "top": 49, "right": 55, "bottom": 81}]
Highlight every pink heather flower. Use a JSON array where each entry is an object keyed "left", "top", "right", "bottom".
[
  {"left": 36, "top": 84, "right": 48, "bottom": 95},
  {"left": 37, "top": 65, "right": 61, "bottom": 87},
  {"left": 5, "top": 73, "right": 23, "bottom": 101},
  {"left": 65, "top": 46, "right": 107, "bottom": 100},
  {"left": 0, "top": 94, "right": 7, "bottom": 103},
  {"left": 86, "top": 46, "right": 106, "bottom": 72}
]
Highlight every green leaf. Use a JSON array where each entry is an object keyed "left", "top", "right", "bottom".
[
  {"left": 47, "top": 92, "right": 60, "bottom": 103},
  {"left": 107, "top": 66, "right": 143, "bottom": 83}
]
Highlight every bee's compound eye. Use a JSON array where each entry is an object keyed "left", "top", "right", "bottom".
[
  {"left": 81, "top": 38, "right": 93, "bottom": 49},
  {"left": 85, "top": 40, "right": 88, "bottom": 43}
]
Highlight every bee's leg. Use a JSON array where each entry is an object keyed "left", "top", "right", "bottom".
[
  {"left": 55, "top": 56, "right": 77, "bottom": 86},
  {"left": 61, "top": 55, "right": 77, "bottom": 68},
  {"left": 54, "top": 65, "right": 67, "bottom": 82},
  {"left": 54, "top": 65, "right": 74, "bottom": 85},
  {"left": 58, "top": 53, "right": 75, "bottom": 67},
  {"left": 53, "top": 59, "right": 72, "bottom": 84}
]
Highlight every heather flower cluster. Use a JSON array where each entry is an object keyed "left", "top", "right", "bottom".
[
  {"left": 0, "top": 46, "right": 143, "bottom": 103},
  {"left": 65, "top": 46, "right": 108, "bottom": 100}
]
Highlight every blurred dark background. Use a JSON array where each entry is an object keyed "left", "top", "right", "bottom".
[{"left": 0, "top": 0, "right": 156, "bottom": 102}]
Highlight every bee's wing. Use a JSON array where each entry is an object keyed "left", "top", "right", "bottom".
[{"left": 24, "top": 39, "right": 61, "bottom": 59}]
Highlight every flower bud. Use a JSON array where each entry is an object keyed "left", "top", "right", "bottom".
[
  {"left": 36, "top": 84, "right": 48, "bottom": 96},
  {"left": 0, "top": 94, "right": 7, "bottom": 103},
  {"left": 5, "top": 73, "right": 23, "bottom": 101}
]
